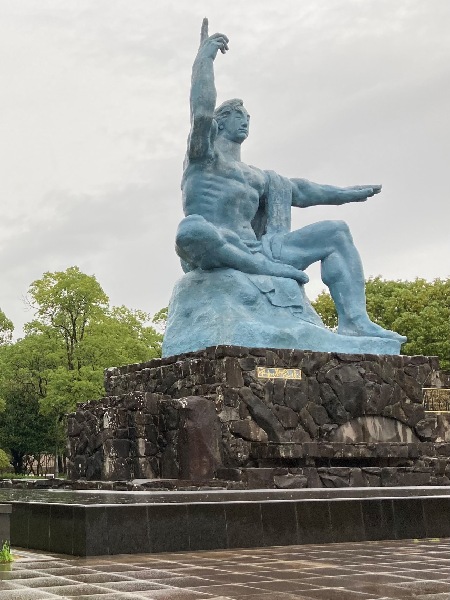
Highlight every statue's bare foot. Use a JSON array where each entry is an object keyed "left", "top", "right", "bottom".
[{"left": 338, "top": 316, "right": 407, "bottom": 342}]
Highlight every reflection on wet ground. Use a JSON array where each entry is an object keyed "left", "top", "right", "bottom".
[{"left": 0, "top": 537, "right": 449, "bottom": 598}]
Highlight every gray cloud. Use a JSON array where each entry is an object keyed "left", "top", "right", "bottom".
[{"left": 0, "top": 0, "right": 449, "bottom": 336}]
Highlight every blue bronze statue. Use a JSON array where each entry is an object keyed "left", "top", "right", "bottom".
[{"left": 162, "top": 19, "right": 406, "bottom": 357}]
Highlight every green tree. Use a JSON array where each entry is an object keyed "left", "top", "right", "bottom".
[
  {"left": 0, "top": 450, "right": 11, "bottom": 473},
  {"left": 28, "top": 266, "right": 108, "bottom": 371},
  {"left": 0, "top": 333, "right": 57, "bottom": 473},
  {"left": 0, "top": 267, "right": 163, "bottom": 474},
  {"left": 311, "top": 292, "right": 337, "bottom": 330},
  {"left": 82, "top": 305, "right": 162, "bottom": 368},
  {"left": 312, "top": 277, "right": 450, "bottom": 368},
  {"left": 24, "top": 267, "right": 162, "bottom": 474},
  {"left": 38, "top": 305, "right": 163, "bottom": 436},
  {"left": 0, "top": 310, "right": 13, "bottom": 345},
  {"left": 152, "top": 306, "right": 168, "bottom": 333}
]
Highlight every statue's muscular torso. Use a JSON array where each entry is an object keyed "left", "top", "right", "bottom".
[{"left": 182, "top": 151, "right": 267, "bottom": 243}]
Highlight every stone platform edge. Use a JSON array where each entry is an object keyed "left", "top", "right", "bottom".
[{"left": 7, "top": 489, "right": 450, "bottom": 556}]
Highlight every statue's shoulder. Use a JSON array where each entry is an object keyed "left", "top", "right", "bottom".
[{"left": 261, "top": 169, "right": 292, "bottom": 196}]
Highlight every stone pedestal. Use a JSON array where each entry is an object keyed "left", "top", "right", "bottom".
[{"left": 67, "top": 346, "right": 450, "bottom": 487}]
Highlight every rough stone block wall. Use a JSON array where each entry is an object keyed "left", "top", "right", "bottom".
[
  {"left": 68, "top": 392, "right": 222, "bottom": 481},
  {"left": 68, "top": 346, "right": 450, "bottom": 484}
]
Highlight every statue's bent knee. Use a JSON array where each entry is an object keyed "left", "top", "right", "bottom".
[
  {"left": 176, "top": 215, "right": 223, "bottom": 265},
  {"left": 328, "top": 220, "right": 353, "bottom": 243}
]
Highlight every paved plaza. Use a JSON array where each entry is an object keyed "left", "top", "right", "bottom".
[{"left": 0, "top": 538, "right": 449, "bottom": 599}]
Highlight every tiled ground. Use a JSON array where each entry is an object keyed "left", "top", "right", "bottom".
[{"left": 0, "top": 538, "right": 449, "bottom": 599}]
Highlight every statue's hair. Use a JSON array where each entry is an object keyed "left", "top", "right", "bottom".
[{"left": 213, "top": 98, "right": 246, "bottom": 128}]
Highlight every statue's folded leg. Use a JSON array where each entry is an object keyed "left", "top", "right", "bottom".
[
  {"left": 176, "top": 214, "right": 308, "bottom": 283},
  {"left": 176, "top": 214, "right": 227, "bottom": 270}
]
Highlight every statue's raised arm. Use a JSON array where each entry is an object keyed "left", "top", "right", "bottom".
[{"left": 187, "top": 19, "right": 229, "bottom": 161}]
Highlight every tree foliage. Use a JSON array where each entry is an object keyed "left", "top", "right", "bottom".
[
  {"left": 0, "top": 450, "right": 11, "bottom": 473},
  {"left": 0, "top": 266, "right": 163, "bottom": 473},
  {"left": 152, "top": 306, "right": 168, "bottom": 333},
  {"left": 312, "top": 277, "right": 450, "bottom": 368},
  {"left": 0, "top": 334, "right": 56, "bottom": 472},
  {"left": 0, "top": 310, "right": 13, "bottom": 346},
  {"left": 28, "top": 266, "right": 108, "bottom": 371}
]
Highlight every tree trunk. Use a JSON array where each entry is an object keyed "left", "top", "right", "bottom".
[{"left": 54, "top": 446, "right": 59, "bottom": 478}]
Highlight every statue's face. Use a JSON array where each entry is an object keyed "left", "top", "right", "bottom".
[{"left": 220, "top": 108, "right": 250, "bottom": 143}]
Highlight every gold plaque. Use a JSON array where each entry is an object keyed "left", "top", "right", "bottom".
[
  {"left": 423, "top": 387, "right": 450, "bottom": 413},
  {"left": 256, "top": 366, "right": 302, "bottom": 381}
]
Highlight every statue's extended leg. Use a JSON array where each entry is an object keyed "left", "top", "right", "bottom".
[{"left": 279, "top": 221, "right": 405, "bottom": 341}]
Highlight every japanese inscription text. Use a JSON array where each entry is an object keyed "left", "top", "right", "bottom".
[
  {"left": 256, "top": 367, "right": 302, "bottom": 381},
  {"left": 423, "top": 387, "right": 450, "bottom": 413}
]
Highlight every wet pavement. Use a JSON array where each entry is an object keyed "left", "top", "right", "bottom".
[{"left": 0, "top": 538, "right": 449, "bottom": 599}]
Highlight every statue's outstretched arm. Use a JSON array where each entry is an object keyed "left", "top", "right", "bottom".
[
  {"left": 290, "top": 178, "right": 382, "bottom": 208},
  {"left": 188, "top": 19, "right": 229, "bottom": 160}
]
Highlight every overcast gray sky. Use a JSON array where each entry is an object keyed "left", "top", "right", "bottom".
[{"left": 1, "top": 0, "right": 449, "bottom": 336}]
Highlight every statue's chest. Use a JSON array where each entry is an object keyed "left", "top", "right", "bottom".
[{"left": 219, "top": 160, "right": 265, "bottom": 194}]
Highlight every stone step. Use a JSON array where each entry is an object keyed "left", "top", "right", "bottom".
[{"left": 7, "top": 487, "right": 450, "bottom": 555}]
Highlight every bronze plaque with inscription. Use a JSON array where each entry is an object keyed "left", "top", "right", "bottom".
[
  {"left": 256, "top": 366, "right": 302, "bottom": 381},
  {"left": 423, "top": 387, "right": 450, "bottom": 413}
]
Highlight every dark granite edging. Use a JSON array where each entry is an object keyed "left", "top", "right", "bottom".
[
  {"left": 0, "top": 504, "right": 11, "bottom": 547},
  {"left": 9, "top": 494, "right": 450, "bottom": 556}
]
